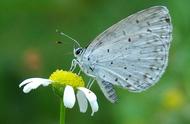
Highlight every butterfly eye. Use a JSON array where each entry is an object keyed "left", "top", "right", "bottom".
[{"left": 75, "top": 48, "right": 83, "bottom": 55}]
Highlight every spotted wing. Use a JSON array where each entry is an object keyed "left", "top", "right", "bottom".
[
  {"left": 96, "top": 78, "right": 118, "bottom": 103},
  {"left": 85, "top": 6, "right": 172, "bottom": 57},
  {"left": 92, "top": 33, "right": 168, "bottom": 92},
  {"left": 83, "top": 6, "right": 172, "bottom": 93}
]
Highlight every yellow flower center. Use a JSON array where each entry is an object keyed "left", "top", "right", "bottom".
[{"left": 49, "top": 70, "right": 85, "bottom": 88}]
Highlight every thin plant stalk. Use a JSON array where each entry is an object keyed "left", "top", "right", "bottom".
[{"left": 60, "top": 100, "right": 65, "bottom": 124}]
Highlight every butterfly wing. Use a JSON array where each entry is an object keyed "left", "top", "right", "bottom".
[
  {"left": 82, "top": 6, "right": 172, "bottom": 102},
  {"left": 93, "top": 33, "right": 168, "bottom": 91},
  {"left": 87, "top": 32, "right": 169, "bottom": 102},
  {"left": 96, "top": 78, "right": 118, "bottom": 103},
  {"left": 85, "top": 6, "right": 172, "bottom": 56}
]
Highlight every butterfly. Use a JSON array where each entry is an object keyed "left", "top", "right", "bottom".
[{"left": 68, "top": 6, "right": 172, "bottom": 103}]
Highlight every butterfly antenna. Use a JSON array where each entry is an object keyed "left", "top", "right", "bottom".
[{"left": 56, "top": 29, "right": 81, "bottom": 47}]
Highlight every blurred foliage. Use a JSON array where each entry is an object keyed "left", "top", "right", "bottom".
[{"left": 0, "top": 0, "right": 190, "bottom": 124}]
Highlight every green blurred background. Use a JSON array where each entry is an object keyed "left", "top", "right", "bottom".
[{"left": 0, "top": 0, "right": 190, "bottom": 124}]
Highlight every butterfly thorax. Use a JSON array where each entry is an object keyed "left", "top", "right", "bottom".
[{"left": 74, "top": 48, "right": 96, "bottom": 78}]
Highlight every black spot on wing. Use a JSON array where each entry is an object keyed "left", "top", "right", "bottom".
[
  {"left": 147, "top": 29, "right": 152, "bottom": 32},
  {"left": 126, "top": 84, "right": 132, "bottom": 88},
  {"left": 136, "top": 19, "right": 139, "bottom": 23},
  {"left": 115, "top": 78, "right": 118, "bottom": 82},
  {"left": 89, "top": 66, "right": 94, "bottom": 71},
  {"left": 147, "top": 21, "right": 150, "bottom": 26},
  {"left": 128, "top": 38, "right": 131, "bottom": 42},
  {"left": 143, "top": 73, "right": 153, "bottom": 80},
  {"left": 165, "top": 18, "right": 170, "bottom": 23}
]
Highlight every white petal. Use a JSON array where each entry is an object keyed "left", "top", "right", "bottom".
[
  {"left": 63, "top": 85, "right": 76, "bottom": 108},
  {"left": 89, "top": 101, "right": 99, "bottom": 116},
  {"left": 19, "top": 78, "right": 51, "bottom": 87},
  {"left": 19, "top": 78, "right": 51, "bottom": 93},
  {"left": 76, "top": 90, "right": 88, "bottom": 113},
  {"left": 77, "top": 87, "right": 99, "bottom": 116}
]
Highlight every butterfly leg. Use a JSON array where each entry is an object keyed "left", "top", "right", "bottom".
[
  {"left": 87, "top": 78, "right": 95, "bottom": 89},
  {"left": 69, "top": 59, "right": 77, "bottom": 72},
  {"left": 86, "top": 78, "right": 92, "bottom": 87},
  {"left": 77, "top": 69, "right": 82, "bottom": 75}
]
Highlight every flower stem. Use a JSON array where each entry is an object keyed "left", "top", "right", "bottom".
[{"left": 60, "top": 100, "right": 65, "bottom": 124}]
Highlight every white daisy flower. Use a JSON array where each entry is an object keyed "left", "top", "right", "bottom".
[{"left": 19, "top": 70, "right": 99, "bottom": 116}]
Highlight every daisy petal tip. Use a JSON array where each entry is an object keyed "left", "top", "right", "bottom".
[
  {"left": 23, "top": 89, "right": 31, "bottom": 93},
  {"left": 19, "top": 78, "right": 51, "bottom": 93},
  {"left": 23, "top": 85, "right": 32, "bottom": 93},
  {"left": 77, "top": 87, "right": 99, "bottom": 115},
  {"left": 90, "top": 101, "right": 99, "bottom": 116},
  {"left": 91, "top": 112, "right": 95, "bottom": 116},
  {"left": 19, "top": 79, "right": 32, "bottom": 88}
]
